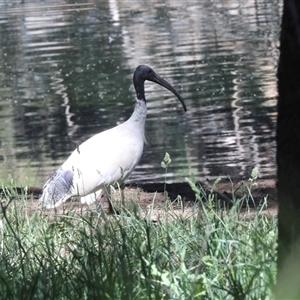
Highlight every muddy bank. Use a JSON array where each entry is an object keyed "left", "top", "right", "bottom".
[{"left": 0, "top": 178, "right": 277, "bottom": 218}]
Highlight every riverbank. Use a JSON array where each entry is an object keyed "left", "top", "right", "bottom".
[{"left": 0, "top": 177, "right": 277, "bottom": 219}]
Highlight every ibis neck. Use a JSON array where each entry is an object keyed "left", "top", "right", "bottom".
[
  {"left": 133, "top": 74, "right": 146, "bottom": 101},
  {"left": 129, "top": 99, "right": 147, "bottom": 125}
]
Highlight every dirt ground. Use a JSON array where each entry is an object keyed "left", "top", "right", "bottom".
[{"left": 3, "top": 177, "right": 277, "bottom": 220}]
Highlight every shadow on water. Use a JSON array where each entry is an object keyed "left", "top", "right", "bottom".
[{"left": 0, "top": 0, "right": 280, "bottom": 187}]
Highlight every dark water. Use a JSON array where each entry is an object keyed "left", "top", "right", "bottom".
[{"left": 0, "top": 0, "right": 280, "bottom": 187}]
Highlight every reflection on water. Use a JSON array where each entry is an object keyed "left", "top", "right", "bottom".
[{"left": 0, "top": 0, "right": 280, "bottom": 187}]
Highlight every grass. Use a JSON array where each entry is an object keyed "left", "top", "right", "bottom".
[{"left": 0, "top": 173, "right": 277, "bottom": 299}]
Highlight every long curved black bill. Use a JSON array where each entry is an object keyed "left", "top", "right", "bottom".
[{"left": 149, "top": 73, "right": 187, "bottom": 112}]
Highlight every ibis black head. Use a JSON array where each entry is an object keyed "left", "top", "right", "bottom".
[{"left": 133, "top": 65, "right": 187, "bottom": 112}]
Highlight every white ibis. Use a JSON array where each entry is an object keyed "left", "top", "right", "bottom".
[{"left": 40, "top": 65, "right": 187, "bottom": 209}]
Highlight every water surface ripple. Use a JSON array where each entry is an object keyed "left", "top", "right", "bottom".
[{"left": 0, "top": 0, "right": 280, "bottom": 187}]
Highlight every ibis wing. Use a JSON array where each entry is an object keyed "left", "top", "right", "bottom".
[{"left": 63, "top": 126, "right": 144, "bottom": 196}]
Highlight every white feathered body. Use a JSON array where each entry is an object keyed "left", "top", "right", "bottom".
[{"left": 40, "top": 100, "right": 146, "bottom": 208}]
